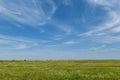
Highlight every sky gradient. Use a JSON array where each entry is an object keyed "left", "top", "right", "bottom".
[{"left": 0, "top": 0, "right": 120, "bottom": 60}]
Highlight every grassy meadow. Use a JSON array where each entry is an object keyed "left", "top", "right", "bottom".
[{"left": 0, "top": 60, "right": 120, "bottom": 80}]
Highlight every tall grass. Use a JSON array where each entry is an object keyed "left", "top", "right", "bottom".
[{"left": 0, "top": 60, "right": 120, "bottom": 80}]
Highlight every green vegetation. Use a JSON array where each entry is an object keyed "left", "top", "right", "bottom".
[{"left": 0, "top": 60, "right": 120, "bottom": 80}]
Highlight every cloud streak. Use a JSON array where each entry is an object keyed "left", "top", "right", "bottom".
[
  {"left": 0, "top": 34, "right": 50, "bottom": 49},
  {"left": 0, "top": 0, "right": 57, "bottom": 26},
  {"left": 79, "top": 0, "right": 120, "bottom": 44}
]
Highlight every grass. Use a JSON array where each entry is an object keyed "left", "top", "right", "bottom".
[{"left": 0, "top": 60, "right": 120, "bottom": 80}]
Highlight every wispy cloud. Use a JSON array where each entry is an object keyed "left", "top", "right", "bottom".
[
  {"left": 79, "top": 0, "right": 120, "bottom": 44},
  {"left": 89, "top": 45, "right": 106, "bottom": 51},
  {"left": 62, "top": 0, "right": 73, "bottom": 6},
  {"left": 112, "top": 26, "right": 120, "bottom": 33},
  {"left": 13, "top": 44, "right": 30, "bottom": 49},
  {"left": 0, "top": 0, "right": 57, "bottom": 26},
  {"left": 64, "top": 41, "right": 77, "bottom": 45},
  {"left": 0, "top": 0, "right": 77, "bottom": 36},
  {"left": 52, "top": 35, "right": 63, "bottom": 41},
  {"left": 0, "top": 34, "right": 50, "bottom": 49}
]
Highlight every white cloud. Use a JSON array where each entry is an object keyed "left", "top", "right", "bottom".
[
  {"left": 112, "top": 27, "right": 120, "bottom": 33},
  {"left": 89, "top": 0, "right": 119, "bottom": 8},
  {"left": 0, "top": 0, "right": 78, "bottom": 36},
  {"left": 0, "top": 0, "right": 57, "bottom": 26},
  {"left": 64, "top": 41, "right": 77, "bottom": 45},
  {"left": 62, "top": 0, "right": 73, "bottom": 6},
  {"left": 89, "top": 45, "right": 106, "bottom": 51},
  {"left": 39, "top": 29, "right": 46, "bottom": 33},
  {"left": 102, "top": 36, "right": 120, "bottom": 44},
  {"left": 13, "top": 44, "right": 30, "bottom": 49},
  {"left": 0, "top": 34, "right": 33, "bottom": 43},
  {"left": 0, "top": 0, "right": 75, "bottom": 35},
  {"left": 79, "top": 0, "right": 120, "bottom": 44},
  {"left": 80, "top": 12, "right": 120, "bottom": 36},
  {"left": 0, "top": 34, "right": 50, "bottom": 49},
  {"left": 51, "top": 34, "right": 65, "bottom": 41}
]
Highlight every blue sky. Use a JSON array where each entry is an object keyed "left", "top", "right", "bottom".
[{"left": 0, "top": 0, "right": 120, "bottom": 60}]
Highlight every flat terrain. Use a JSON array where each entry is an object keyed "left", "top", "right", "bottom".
[{"left": 0, "top": 60, "right": 120, "bottom": 80}]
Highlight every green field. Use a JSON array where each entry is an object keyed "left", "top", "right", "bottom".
[{"left": 0, "top": 60, "right": 120, "bottom": 80}]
